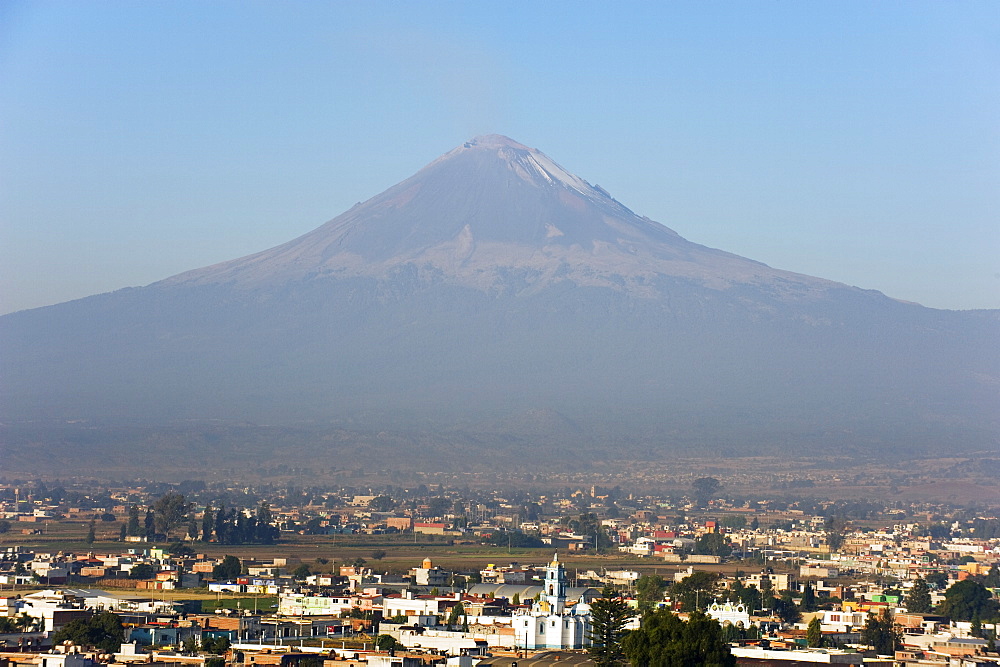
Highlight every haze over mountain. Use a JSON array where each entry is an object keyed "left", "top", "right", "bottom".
[{"left": 2, "top": 135, "right": 997, "bottom": 473}]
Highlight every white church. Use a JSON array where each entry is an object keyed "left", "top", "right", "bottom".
[{"left": 512, "top": 554, "right": 592, "bottom": 650}]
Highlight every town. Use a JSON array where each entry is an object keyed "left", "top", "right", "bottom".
[{"left": 0, "top": 476, "right": 998, "bottom": 666}]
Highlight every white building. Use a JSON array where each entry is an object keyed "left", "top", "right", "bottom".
[
  {"left": 745, "top": 572, "right": 794, "bottom": 592},
  {"left": 277, "top": 593, "right": 353, "bottom": 616},
  {"left": 411, "top": 557, "right": 450, "bottom": 587},
  {"left": 383, "top": 592, "right": 447, "bottom": 618},
  {"left": 620, "top": 538, "right": 656, "bottom": 557},
  {"left": 819, "top": 609, "right": 869, "bottom": 633},
  {"left": 512, "top": 554, "right": 592, "bottom": 650},
  {"left": 705, "top": 600, "right": 751, "bottom": 628}
]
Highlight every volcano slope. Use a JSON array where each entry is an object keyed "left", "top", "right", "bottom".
[{"left": 2, "top": 135, "right": 997, "bottom": 473}]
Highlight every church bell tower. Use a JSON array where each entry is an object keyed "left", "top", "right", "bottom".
[{"left": 544, "top": 552, "right": 568, "bottom": 614}]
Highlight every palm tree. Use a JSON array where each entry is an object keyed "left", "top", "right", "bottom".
[{"left": 15, "top": 613, "right": 40, "bottom": 632}]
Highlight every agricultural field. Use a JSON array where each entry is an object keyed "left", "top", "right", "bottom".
[{"left": 0, "top": 516, "right": 768, "bottom": 586}]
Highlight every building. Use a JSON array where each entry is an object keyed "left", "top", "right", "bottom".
[
  {"left": 730, "top": 646, "right": 866, "bottom": 664},
  {"left": 410, "top": 558, "right": 450, "bottom": 587},
  {"left": 512, "top": 554, "right": 592, "bottom": 650},
  {"left": 705, "top": 600, "right": 751, "bottom": 628},
  {"left": 746, "top": 572, "right": 795, "bottom": 592}
]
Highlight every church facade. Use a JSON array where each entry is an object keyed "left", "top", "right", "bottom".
[{"left": 512, "top": 554, "right": 592, "bottom": 650}]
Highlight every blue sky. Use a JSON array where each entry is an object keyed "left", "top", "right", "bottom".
[{"left": 1, "top": 1, "right": 997, "bottom": 313}]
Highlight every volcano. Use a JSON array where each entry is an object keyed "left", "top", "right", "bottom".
[
  {"left": 1, "top": 135, "right": 997, "bottom": 473},
  {"left": 157, "top": 134, "right": 834, "bottom": 294}
]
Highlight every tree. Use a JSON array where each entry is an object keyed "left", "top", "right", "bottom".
[
  {"left": 203, "top": 635, "right": 230, "bottom": 654},
  {"left": 292, "top": 563, "right": 312, "bottom": 579},
  {"left": 807, "top": 616, "right": 823, "bottom": 647},
  {"left": 446, "top": 602, "right": 465, "bottom": 629},
  {"left": 731, "top": 581, "right": 762, "bottom": 615},
  {"left": 369, "top": 496, "right": 395, "bottom": 512},
  {"left": 635, "top": 574, "right": 665, "bottom": 612},
  {"left": 938, "top": 580, "right": 1000, "bottom": 622},
  {"left": 213, "top": 555, "right": 241, "bottom": 582},
  {"left": 371, "top": 549, "right": 387, "bottom": 561},
  {"left": 118, "top": 523, "right": 126, "bottom": 541},
  {"left": 143, "top": 509, "right": 155, "bottom": 539},
  {"left": 569, "top": 512, "right": 612, "bottom": 550},
  {"left": 905, "top": 578, "right": 933, "bottom": 613},
  {"left": 824, "top": 516, "right": 848, "bottom": 551},
  {"left": 13, "top": 613, "right": 40, "bottom": 632},
  {"left": 800, "top": 583, "right": 817, "bottom": 612},
  {"left": 167, "top": 541, "right": 196, "bottom": 557},
  {"left": 587, "top": 587, "right": 632, "bottom": 667},
  {"left": 983, "top": 565, "right": 1000, "bottom": 589},
  {"left": 971, "top": 612, "right": 983, "bottom": 639},
  {"left": 861, "top": 609, "right": 901, "bottom": 656},
  {"left": 126, "top": 505, "right": 141, "bottom": 537},
  {"left": 426, "top": 497, "right": 451, "bottom": 517},
  {"left": 669, "top": 571, "right": 720, "bottom": 612},
  {"left": 985, "top": 626, "right": 997, "bottom": 649},
  {"left": 622, "top": 608, "right": 735, "bottom": 667},
  {"left": 774, "top": 591, "right": 801, "bottom": 624},
  {"left": 759, "top": 575, "right": 774, "bottom": 611},
  {"left": 86, "top": 520, "right": 96, "bottom": 544},
  {"left": 376, "top": 634, "right": 402, "bottom": 651},
  {"left": 129, "top": 563, "right": 155, "bottom": 580},
  {"left": 928, "top": 523, "right": 952, "bottom": 540},
  {"left": 201, "top": 504, "right": 214, "bottom": 542},
  {"left": 482, "top": 530, "right": 545, "bottom": 548},
  {"left": 925, "top": 572, "right": 949, "bottom": 590},
  {"left": 152, "top": 491, "right": 193, "bottom": 536},
  {"left": 692, "top": 477, "right": 722, "bottom": 507},
  {"left": 256, "top": 500, "right": 273, "bottom": 523},
  {"left": 52, "top": 611, "right": 124, "bottom": 653},
  {"left": 694, "top": 532, "right": 732, "bottom": 558},
  {"left": 0, "top": 520, "right": 11, "bottom": 534}
]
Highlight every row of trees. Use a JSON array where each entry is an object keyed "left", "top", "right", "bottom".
[
  {"left": 202, "top": 502, "right": 279, "bottom": 545},
  {"left": 124, "top": 492, "right": 195, "bottom": 540},
  {"left": 120, "top": 493, "right": 279, "bottom": 545}
]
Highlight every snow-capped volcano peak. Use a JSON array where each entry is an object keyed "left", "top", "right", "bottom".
[
  {"left": 450, "top": 134, "right": 601, "bottom": 199},
  {"left": 463, "top": 134, "right": 531, "bottom": 150},
  {"left": 158, "top": 135, "right": 821, "bottom": 295}
]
